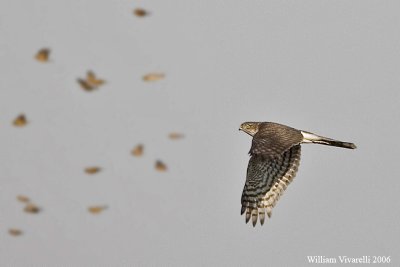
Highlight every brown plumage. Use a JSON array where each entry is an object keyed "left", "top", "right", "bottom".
[
  {"left": 249, "top": 122, "right": 303, "bottom": 159},
  {"left": 239, "top": 121, "right": 356, "bottom": 226}
]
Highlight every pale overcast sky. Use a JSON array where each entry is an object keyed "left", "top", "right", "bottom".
[{"left": 0, "top": 0, "right": 399, "bottom": 266}]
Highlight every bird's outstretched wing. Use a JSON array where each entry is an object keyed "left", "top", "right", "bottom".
[
  {"left": 241, "top": 145, "right": 301, "bottom": 226},
  {"left": 250, "top": 122, "right": 303, "bottom": 159}
]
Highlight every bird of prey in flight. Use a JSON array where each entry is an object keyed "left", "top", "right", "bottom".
[{"left": 239, "top": 121, "right": 356, "bottom": 226}]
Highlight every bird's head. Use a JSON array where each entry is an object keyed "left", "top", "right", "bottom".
[{"left": 239, "top": 122, "right": 260, "bottom": 136}]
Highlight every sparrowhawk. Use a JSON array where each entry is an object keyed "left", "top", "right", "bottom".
[{"left": 239, "top": 122, "right": 356, "bottom": 226}]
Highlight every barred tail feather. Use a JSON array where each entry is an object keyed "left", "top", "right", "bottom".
[
  {"left": 241, "top": 145, "right": 301, "bottom": 226},
  {"left": 301, "top": 131, "right": 356, "bottom": 149}
]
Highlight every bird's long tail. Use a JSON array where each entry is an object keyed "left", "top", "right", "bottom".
[{"left": 301, "top": 131, "right": 357, "bottom": 149}]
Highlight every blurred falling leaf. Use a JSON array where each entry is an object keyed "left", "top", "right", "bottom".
[
  {"left": 143, "top": 73, "right": 165, "bottom": 82},
  {"left": 13, "top": 114, "right": 27, "bottom": 127},
  {"left": 85, "top": 167, "right": 101, "bottom": 174},
  {"left": 88, "top": 205, "right": 108, "bottom": 214},
  {"left": 16, "top": 195, "right": 30, "bottom": 203},
  {"left": 77, "top": 78, "right": 95, "bottom": 91},
  {"left": 133, "top": 8, "right": 149, "bottom": 17},
  {"left": 155, "top": 160, "right": 167, "bottom": 172},
  {"left": 131, "top": 144, "right": 144, "bottom": 157},
  {"left": 24, "top": 203, "right": 40, "bottom": 214},
  {"left": 35, "top": 48, "right": 50, "bottom": 62},
  {"left": 77, "top": 71, "right": 105, "bottom": 91},
  {"left": 86, "top": 71, "right": 106, "bottom": 86},
  {"left": 8, "top": 228, "right": 23, "bottom": 236},
  {"left": 169, "top": 132, "right": 185, "bottom": 140}
]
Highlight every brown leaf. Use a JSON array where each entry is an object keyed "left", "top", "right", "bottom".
[
  {"left": 86, "top": 71, "right": 106, "bottom": 86},
  {"left": 155, "top": 160, "right": 167, "bottom": 172},
  {"left": 24, "top": 203, "right": 40, "bottom": 214},
  {"left": 131, "top": 144, "right": 144, "bottom": 157},
  {"left": 85, "top": 167, "right": 101, "bottom": 174},
  {"left": 169, "top": 132, "right": 184, "bottom": 140},
  {"left": 77, "top": 70, "right": 105, "bottom": 91},
  {"left": 17, "top": 195, "right": 30, "bottom": 203},
  {"left": 88, "top": 205, "right": 108, "bottom": 214},
  {"left": 8, "top": 228, "right": 23, "bottom": 236},
  {"left": 13, "top": 114, "right": 27, "bottom": 127},
  {"left": 77, "top": 78, "right": 96, "bottom": 91},
  {"left": 143, "top": 73, "right": 165, "bottom": 82},
  {"left": 133, "top": 8, "right": 149, "bottom": 17},
  {"left": 35, "top": 48, "right": 50, "bottom": 62}
]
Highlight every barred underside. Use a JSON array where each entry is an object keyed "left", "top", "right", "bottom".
[{"left": 241, "top": 145, "right": 301, "bottom": 226}]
